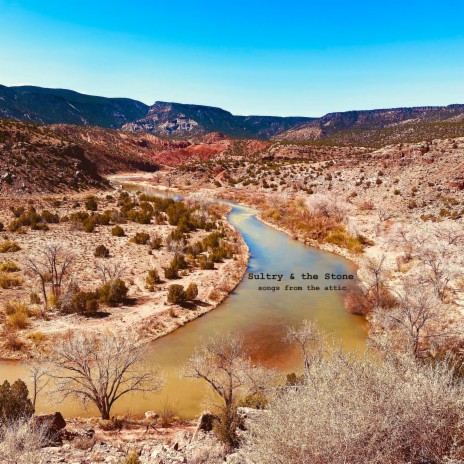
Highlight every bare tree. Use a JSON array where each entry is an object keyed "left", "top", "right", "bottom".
[
  {"left": 433, "top": 222, "right": 464, "bottom": 246},
  {"left": 95, "top": 260, "right": 126, "bottom": 284},
  {"left": 284, "top": 320, "right": 323, "bottom": 371},
  {"left": 417, "top": 246, "right": 454, "bottom": 300},
  {"left": 24, "top": 359, "right": 50, "bottom": 410},
  {"left": 182, "top": 334, "right": 274, "bottom": 447},
  {"left": 376, "top": 203, "right": 396, "bottom": 222},
  {"left": 24, "top": 243, "right": 74, "bottom": 312},
  {"left": 360, "top": 255, "right": 388, "bottom": 309},
  {"left": 50, "top": 330, "right": 164, "bottom": 419}
]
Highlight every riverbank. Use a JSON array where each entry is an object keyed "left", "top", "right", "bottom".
[{"left": 0, "top": 185, "right": 249, "bottom": 360}]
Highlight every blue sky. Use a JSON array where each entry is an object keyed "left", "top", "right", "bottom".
[{"left": 1, "top": 0, "right": 463, "bottom": 116}]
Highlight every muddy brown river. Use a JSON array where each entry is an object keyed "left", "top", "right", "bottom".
[{"left": 0, "top": 201, "right": 367, "bottom": 418}]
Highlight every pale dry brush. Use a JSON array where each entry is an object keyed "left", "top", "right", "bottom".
[
  {"left": 304, "top": 193, "right": 349, "bottom": 223},
  {"left": 0, "top": 418, "right": 49, "bottom": 464},
  {"left": 238, "top": 348, "right": 464, "bottom": 464}
]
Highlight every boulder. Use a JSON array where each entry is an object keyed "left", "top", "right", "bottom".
[{"left": 33, "top": 411, "right": 66, "bottom": 431}]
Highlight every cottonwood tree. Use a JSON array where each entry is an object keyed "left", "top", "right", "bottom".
[
  {"left": 50, "top": 330, "right": 164, "bottom": 419},
  {"left": 182, "top": 334, "right": 274, "bottom": 447},
  {"left": 24, "top": 243, "right": 74, "bottom": 312},
  {"left": 284, "top": 320, "right": 323, "bottom": 371}
]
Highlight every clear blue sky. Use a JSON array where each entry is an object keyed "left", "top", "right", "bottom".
[{"left": 1, "top": 0, "right": 463, "bottom": 116}]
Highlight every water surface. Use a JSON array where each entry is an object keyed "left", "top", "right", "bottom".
[{"left": 0, "top": 202, "right": 366, "bottom": 417}]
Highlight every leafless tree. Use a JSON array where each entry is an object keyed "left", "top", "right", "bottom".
[
  {"left": 417, "top": 246, "right": 454, "bottom": 300},
  {"left": 379, "top": 282, "right": 440, "bottom": 358},
  {"left": 376, "top": 203, "right": 396, "bottom": 222},
  {"left": 24, "top": 358, "right": 50, "bottom": 410},
  {"left": 284, "top": 320, "right": 323, "bottom": 371},
  {"left": 95, "top": 260, "right": 127, "bottom": 284},
  {"left": 359, "top": 255, "right": 388, "bottom": 309},
  {"left": 433, "top": 222, "right": 464, "bottom": 246},
  {"left": 50, "top": 330, "right": 165, "bottom": 419},
  {"left": 182, "top": 334, "right": 274, "bottom": 446},
  {"left": 24, "top": 243, "right": 74, "bottom": 312},
  {"left": 305, "top": 193, "right": 349, "bottom": 223}
]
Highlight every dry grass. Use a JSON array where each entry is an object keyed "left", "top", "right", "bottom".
[{"left": 239, "top": 350, "right": 464, "bottom": 464}]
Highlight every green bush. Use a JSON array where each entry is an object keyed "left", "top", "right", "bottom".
[
  {"left": 145, "top": 269, "right": 161, "bottom": 292},
  {"left": 185, "top": 283, "right": 198, "bottom": 301},
  {"left": 111, "top": 225, "right": 125, "bottom": 237},
  {"left": 42, "top": 210, "right": 60, "bottom": 223},
  {"left": 83, "top": 217, "right": 97, "bottom": 233},
  {"left": 97, "top": 279, "right": 128, "bottom": 306},
  {"left": 130, "top": 232, "right": 150, "bottom": 245},
  {"left": 163, "top": 264, "right": 179, "bottom": 280},
  {"left": 94, "top": 245, "right": 110, "bottom": 258},
  {"left": 0, "top": 379, "right": 34, "bottom": 421},
  {"left": 124, "top": 451, "right": 141, "bottom": 464},
  {"left": 85, "top": 195, "right": 98, "bottom": 211},
  {"left": 0, "top": 241, "right": 21, "bottom": 253},
  {"left": 70, "top": 291, "right": 100, "bottom": 315},
  {"left": 167, "top": 284, "right": 186, "bottom": 304},
  {"left": 0, "top": 261, "right": 21, "bottom": 272}
]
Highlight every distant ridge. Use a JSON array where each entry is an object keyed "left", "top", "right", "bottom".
[{"left": 1, "top": 84, "right": 464, "bottom": 145}]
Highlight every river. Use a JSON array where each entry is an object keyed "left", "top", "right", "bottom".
[{"left": 0, "top": 201, "right": 367, "bottom": 418}]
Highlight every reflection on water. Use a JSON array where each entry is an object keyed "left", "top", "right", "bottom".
[{"left": 0, "top": 202, "right": 367, "bottom": 418}]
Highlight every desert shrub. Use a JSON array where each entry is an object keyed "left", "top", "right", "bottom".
[
  {"left": 163, "top": 265, "right": 179, "bottom": 280},
  {"left": 167, "top": 284, "right": 186, "bottom": 304},
  {"left": 145, "top": 269, "right": 161, "bottom": 292},
  {"left": 130, "top": 232, "right": 150, "bottom": 245},
  {"left": 185, "top": 283, "right": 198, "bottom": 301},
  {"left": 94, "top": 245, "right": 110, "bottom": 258},
  {"left": 0, "top": 241, "right": 21, "bottom": 253},
  {"left": 111, "top": 225, "right": 125, "bottom": 237},
  {"left": 198, "top": 256, "right": 214, "bottom": 270},
  {"left": 325, "top": 227, "right": 363, "bottom": 253},
  {"left": 96, "top": 211, "right": 112, "bottom": 226},
  {"left": 68, "top": 291, "right": 100, "bottom": 316},
  {"left": 41, "top": 210, "right": 60, "bottom": 223},
  {"left": 10, "top": 206, "right": 25, "bottom": 218},
  {"left": 0, "top": 418, "right": 49, "bottom": 464},
  {"left": 238, "top": 351, "right": 464, "bottom": 464},
  {"left": 97, "top": 279, "right": 128, "bottom": 306},
  {"left": 7, "top": 311, "right": 30, "bottom": 330},
  {"left": 149, "top": 234, "right": 163, "bottom": 250},
  {"left": 27, "top": 331, "right": 47, "bottom": 344},
  {"left": 124, "top": 451, "right": 142, "bottom": 464},
  {"left": 158, "top": 398, "right": 179, "bottom": 428},
  {"left": 82, "top": 217, "right": 96, "bottom": 233},
  {"left": 85, "top": 195, "right": 98, "bottom": 211},
  {"left": 344, "top": 290, "right": 372, "bottom": 316},
  {"left": 29, "top": 292, "right": 41, "bottom": 304},
  {"left": 4, "top": 301, "right": 29, "bottom": 317},
  {"left": 171, "top": 253, "right": 188, "bottom": 270},
  {"left": 0, "top": 222, "right": 4, "bottom": 232},
  {"left": 0, "top": 261, "right": 20, "bottom": 272},
  {"left": 0, "top": 272, "right": 22, "bottom": 289},
  {"left": 0, "top": 380, "right": 34, "bottom": 421}
]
